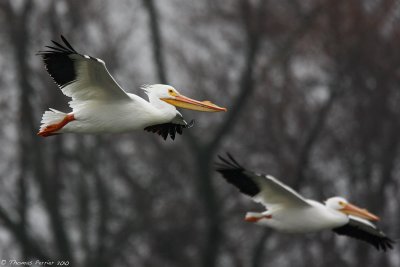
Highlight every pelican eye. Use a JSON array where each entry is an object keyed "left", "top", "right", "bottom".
[
  {"left": 168, "top": 89, "right": 179, "bottom": 97},
  {"left": 168, "top": 89, "right": 176, "bottom": 96},
  {"left": 339, "top": 201, "right": 345, "bottom": 206}
]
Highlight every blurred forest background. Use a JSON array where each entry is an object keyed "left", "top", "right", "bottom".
[{"left": 0, "top": 0, "right": 399, "bottom": 266}]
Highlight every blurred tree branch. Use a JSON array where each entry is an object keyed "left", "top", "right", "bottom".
[
  {"left": 1, "top": 0, "right": 73, "bottom": 264},
  {"left": 0, "top": 206, "right": 51, "bottom": 261},
  {"left": 143, "top": 0, "right": 168, "bottom": 83}
]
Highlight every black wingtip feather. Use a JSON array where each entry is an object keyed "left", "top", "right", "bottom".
[
  {"left": 169, "top": 125, "right": 176, "bottom": 140},
  {"left": 45, "top": 45, "right": 67, "bottom": 53},
  {"left": 51, "top": 40, "right": 69, "bottom": 51},
  {"left": 333, "top": 223, "right": 396, "bottom": 252},
  {"left": 37, "top": 36, "right": 80, "bottom": 88},
  {"left": 37, "top": 36, "right": 77, "bottom": 57},
  {"left": 226, "top": 152, "right": 242, "bottom": 168},
  {"left": 215, "top": 154, "right": 260, "bottom": 197},
  {"left": 144, "top": 121, "right": 193, "bottom": 141},
  {"left": 61, "top": 35, "right": 77, "bottom": 52},
  {"left": 377, "top": 237, "right": 395, "bottom": 251},
  {"left": 216, "top": 153, "right": 242, "bottom": 169}
]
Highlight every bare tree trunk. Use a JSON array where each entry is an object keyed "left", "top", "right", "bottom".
[
  {"left": 142, "top": 0, "right": 168, "bottom": 83},
  {"left": 0, "top": 0, "right": 74, "bottom": 263},
  {"left": 293, "top": 84, "right": 342, "bottom": 190},
  {"left": 0, "top": 0, "right": 42, "bottom": 260},
  {"left": 250, "top": 230, "right": 270, "bottom": 267}
]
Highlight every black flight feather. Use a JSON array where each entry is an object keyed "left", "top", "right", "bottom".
[
  {"left": 37, "top": 35, "right": 99, "bottom": 89},
  {"left": 332, "top": 218, "right": 395, "bottom": 251},
  {"left": 61, "top": 35, "right": 77, "bottom": 52},
  {"left": 215, "top": 154, "right": 260, "bottom": 197},
  {"left": 37, "top": 36, "right": 79, "bottom": 88},
  {"left": 144, "top": 120, "right": 194, "bottom": 141}
]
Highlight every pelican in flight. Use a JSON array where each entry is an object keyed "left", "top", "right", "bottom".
[
  {"left": 216, "top": 154, "right": 395, "bottom": 251},
  {"left": 37, "top": 36, "right": 226, "bottom": 140}
]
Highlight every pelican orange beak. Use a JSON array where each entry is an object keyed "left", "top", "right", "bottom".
[
  {"left": 161, "top": 94, "right": 227, "bottom": 112},
  {"left": 340, "top": 203, "right": 380, "bottom": 222}
]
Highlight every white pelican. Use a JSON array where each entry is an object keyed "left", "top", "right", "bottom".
[
  {"left": 37, "top": 36, "right": 226, "bottom": 140},
  {"left": 216, "top": 154, "right": 395, "bottom": 251}
]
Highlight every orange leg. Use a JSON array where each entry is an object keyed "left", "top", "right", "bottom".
[
  {"left": 245, "top": 214, "right": 272, "bottom": 222},
  {"left": 37, "top": 114, "right": 75, "bottom": 137}
]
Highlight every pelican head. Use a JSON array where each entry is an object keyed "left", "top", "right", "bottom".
[
  {"left": 143, "top": 84, "right": 227, "bottom": 112},
  {"left": 325, "top": 197, "right": 380, "bottom": 221}
]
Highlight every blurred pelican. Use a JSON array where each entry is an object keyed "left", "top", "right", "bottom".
[{"left": 216, "top": 154, "right": 395, "bottom": 251}]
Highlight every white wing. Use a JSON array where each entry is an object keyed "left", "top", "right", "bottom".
[
  {"left": 38, "top": 36, "right": 131, "bottom": 102},
  {"left": 253, "top": 173, "right": 310, "bottom": 208},
  {"left": 216, "top": 154, "right": 310, "bottom": 208}
]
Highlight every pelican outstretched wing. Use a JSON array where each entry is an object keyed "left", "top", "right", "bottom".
[
  {"left": 216, "top": 154, "right": 310, "bottom": 208},
  {"left": 333, "top": 216, "right": 395, "bottom": 251},
  {"left": 144, "top": 117, "right": 194, "bottom": 140},
  {"left": 38, "top": 36, "right": 130, "bottom": 103}
]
